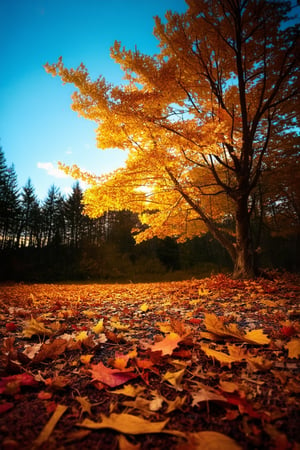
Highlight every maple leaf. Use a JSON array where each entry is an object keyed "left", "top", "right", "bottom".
[
  {"left": 0, "top": 373, "right": 38, "bottom": 395},
  {"left": 78, "top": 412, "right": 170, "bottom": 435},
  {"left": 32, "top": 338, "right": 67, "bottom": 363},
  {"left": 111, "top": 384, "right": 144, "bottom": 398},
  {"left": 148, "top": 332, "right": 182, "bottom": 356},
  {"left": 163, "top": 368, "right": 185, "bottom": 390},
  {"left": 22, "top": 317, "right": 53, "bottom": 338},
  {"left": 76, "top": 396, "right": 93, "bottom": 416},
  {"left": 203, "top": 314, "right": 270, "bottom": 345},
  {"left": 90, "top": 361, "right": 138, "bottom": 388},
  {"left": 285, "top": 339, "right": 300, "bottom": 359},
  {"left": 140, "top": 303, "right": 149, "bottom": 312},
  {"left": 92, "top": 318, "right": 104, "bottom": 334},
  {"left": 200, "top": 343, "right": 245, "bottom": 367}
]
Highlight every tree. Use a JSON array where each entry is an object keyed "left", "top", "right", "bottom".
[
  {"left": 64, "top": 181, "right": 84, "bottom": 247},
  {"left": 45, "top": 0, "right": 299, "bottom": 278},
  {"left": 42, "top": 185, "right": 65, "bottom": 246},
  {"left": 0, "top": 161, "right": 20, "bottom": 248},
  {"left": 20, "top": 178, "right": 41, "bottom": 247}
]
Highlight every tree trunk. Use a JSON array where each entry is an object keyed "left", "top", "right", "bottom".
[{"left": 233, "top": 197, "right": 255, "bottom": 279}]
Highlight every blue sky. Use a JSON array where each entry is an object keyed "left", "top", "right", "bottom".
[{"left": 0, "top": 0, "right": 187, "bottom": 201}]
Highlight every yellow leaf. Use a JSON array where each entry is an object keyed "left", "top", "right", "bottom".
[
  {"left": 140, "top": 303, "right": 149, "bottom": 312},
  {"left": 156, "top": 322, "right": 173, "bottom": 333},
  {"left": 78, "top": 413, "right": 169, "bottom": 435},
  {"left": 93, "top": 319, "right": 104, "bottom": 334},
  {"left": 163, "top": 368, "right": 185, "bottom": 390},
  {"left": 244, "top": 329, "right": 270, "bottom": 345},
  {"left": 34, "top": 404, "right": 68, "bottom": 447},
  {"left": 200, "top": 343, "right": 244, "bottom": 367},
  {"left": 76, "top": 396, "right": 93, "bottom": 416},
  {"left": 111, "top": 384, "right": 144, "bottom": 398},
  {"left": 286, "top": 339, "right": 300, "bottom": 358},
  {"left": 118, "top": 435, "right": 141, "bottom": 450},
  {"left": 76, "top": 331, "right": 89, "bottom": 341},
  {"left": 111, "top": 321, "right": 130, "bottom": 331},
  {"left": 80, "top": 354, "right": 93, "bottom": 365},
  {"left": 204, "top": 314, "right": 270, "bottom": 345},
  {"left": 219, "top": 380, "right": 239, "bottom": 393},
  {"left": 22, "top": 317, "right": 52, "bottom": 338}
]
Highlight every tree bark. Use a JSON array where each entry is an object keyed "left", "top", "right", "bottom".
[{"left": 233, "top": 196, "right": 255, "bottom": 279}]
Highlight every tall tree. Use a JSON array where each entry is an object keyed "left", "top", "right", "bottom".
[
  {"left": 42, "top": 185, "right": 65, "bottom": 246},
  {"left": 64, "top": 181, "right": 84, "bottom": 247},
  {"left": 0, "top": 162, "right": 20, "bottom": 248},
  {"left": 20, "top": 178, "right": 41, "bottom": 247},
  {"left": 45, "top": 0, "right": 299, "bottom": 278}
]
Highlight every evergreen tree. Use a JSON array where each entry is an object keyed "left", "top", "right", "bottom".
[
  {"left": 42, "top": 185, "right": 65, "bottom": 246},
  {"left": 20, "top": 178, "right": 41, "bottom": 246},
  {"left": 64, "top": 181, "right": 84, "bottom": 247},
  {"left": 0, "top": 161, "right": 20, "bottom": 248}
]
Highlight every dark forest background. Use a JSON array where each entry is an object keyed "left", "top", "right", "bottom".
[{"left": 0, "top": 147, "right": 299, "bottom": 282}]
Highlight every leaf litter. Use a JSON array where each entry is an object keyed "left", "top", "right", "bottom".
[{"left": 0, "top": 272, "right": 299, "bottom": 449}]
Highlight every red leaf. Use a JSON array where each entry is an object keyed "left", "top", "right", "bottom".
[
  {"left": 189, "top": 318, "right": 202, "bottom": 324},
  {"left": 90, "top": 362, "right": 138, "bottom": 388},
  {"left": 280, "top": 326, "right": 296, "bottom": 337},
  {"left": 6, "top": 323, "right": 17, "bottom": 332},
  {"left": 0, "top": 373, "right": 38, "bottom": 394},
  {"left": 0, "top": 402, "right": 14, "bottom": 414}
]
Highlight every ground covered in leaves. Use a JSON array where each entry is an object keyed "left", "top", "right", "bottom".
[{"left": 0, "top": 272, "right": 299, "bottom": 450}]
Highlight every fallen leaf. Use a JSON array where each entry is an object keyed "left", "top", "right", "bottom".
[
  {"left": 118, "top": 434, "right": 141, "bottom": 450},
  {"left": 0, "top": 373, "right": 38, "bottom": 395},
  {"left": 80, "top": 354, "right": 93, "bottom": 365},
  {"left": 203, "top": 314, "right": 270, "bottom": 345},
  {"left": 285, "top": 338, "right": 300, "bottom": 358},
  {"left": 140, "top": 303, "right": 149, "bottom": 312},
  {"left": 165, "top": 395, "right": 187, "bottom": 413},
  {"left": 200, "top": 343, "right": 244, "bottom": 367},
  {"left": 33, "top": 338, "right": 67, "bottom": 363},
  {"left": 78, "top": 412, "right": 169, "bottom": 434},
  {"left": 22, "top": 317, "right": 52, "bottom": 338},
  {"left": 111, "top": 384, "right": 144, "bottom": 398},
  {"left": 178, "top": 431, "right": 242, "bottom": 449},
  {"left": 163, "top": 368, "right": 185, "bottom": 390},
  {"left": 75, "top": 331, "right": 89, "bottom": 341},
  {"left": 192, "top": 389, "right": 228, "bottom": 407},
  {"left": 148, "top": 332, "right": 182, "bottom": 356},
  {"left": 76, "top": 396, "right": 93, "bottom": 416},
  {"left": 33, "top": 404, "right": 67, "bottom": 447},
  {"left": 92, "top": 319, "right": 104, "bottom": 334},
  {"left": 0, "top": 402, "right": 14, "bottom": 414},
  {"left": 90, "top": 361, "right": 138, "bottom": 388}
]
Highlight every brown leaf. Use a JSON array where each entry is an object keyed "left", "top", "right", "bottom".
[
  {"left": 33, "top": 338, "right": 67, "bottom": 363},
  {"left": 191, "top": 389, "right": 228, "bottom": 407}
]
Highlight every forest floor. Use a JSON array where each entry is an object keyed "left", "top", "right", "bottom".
[{"left": 0, "top": 272, "right": 299, "bottom": 450}]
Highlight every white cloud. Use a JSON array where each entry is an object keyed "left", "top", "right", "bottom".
[{"left": 37, "top": 162, "right": 68, "bottom": 179}]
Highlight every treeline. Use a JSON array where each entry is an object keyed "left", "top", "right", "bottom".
[{"left": 0, "top": 147, "right": 298, "bottom": 281}]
